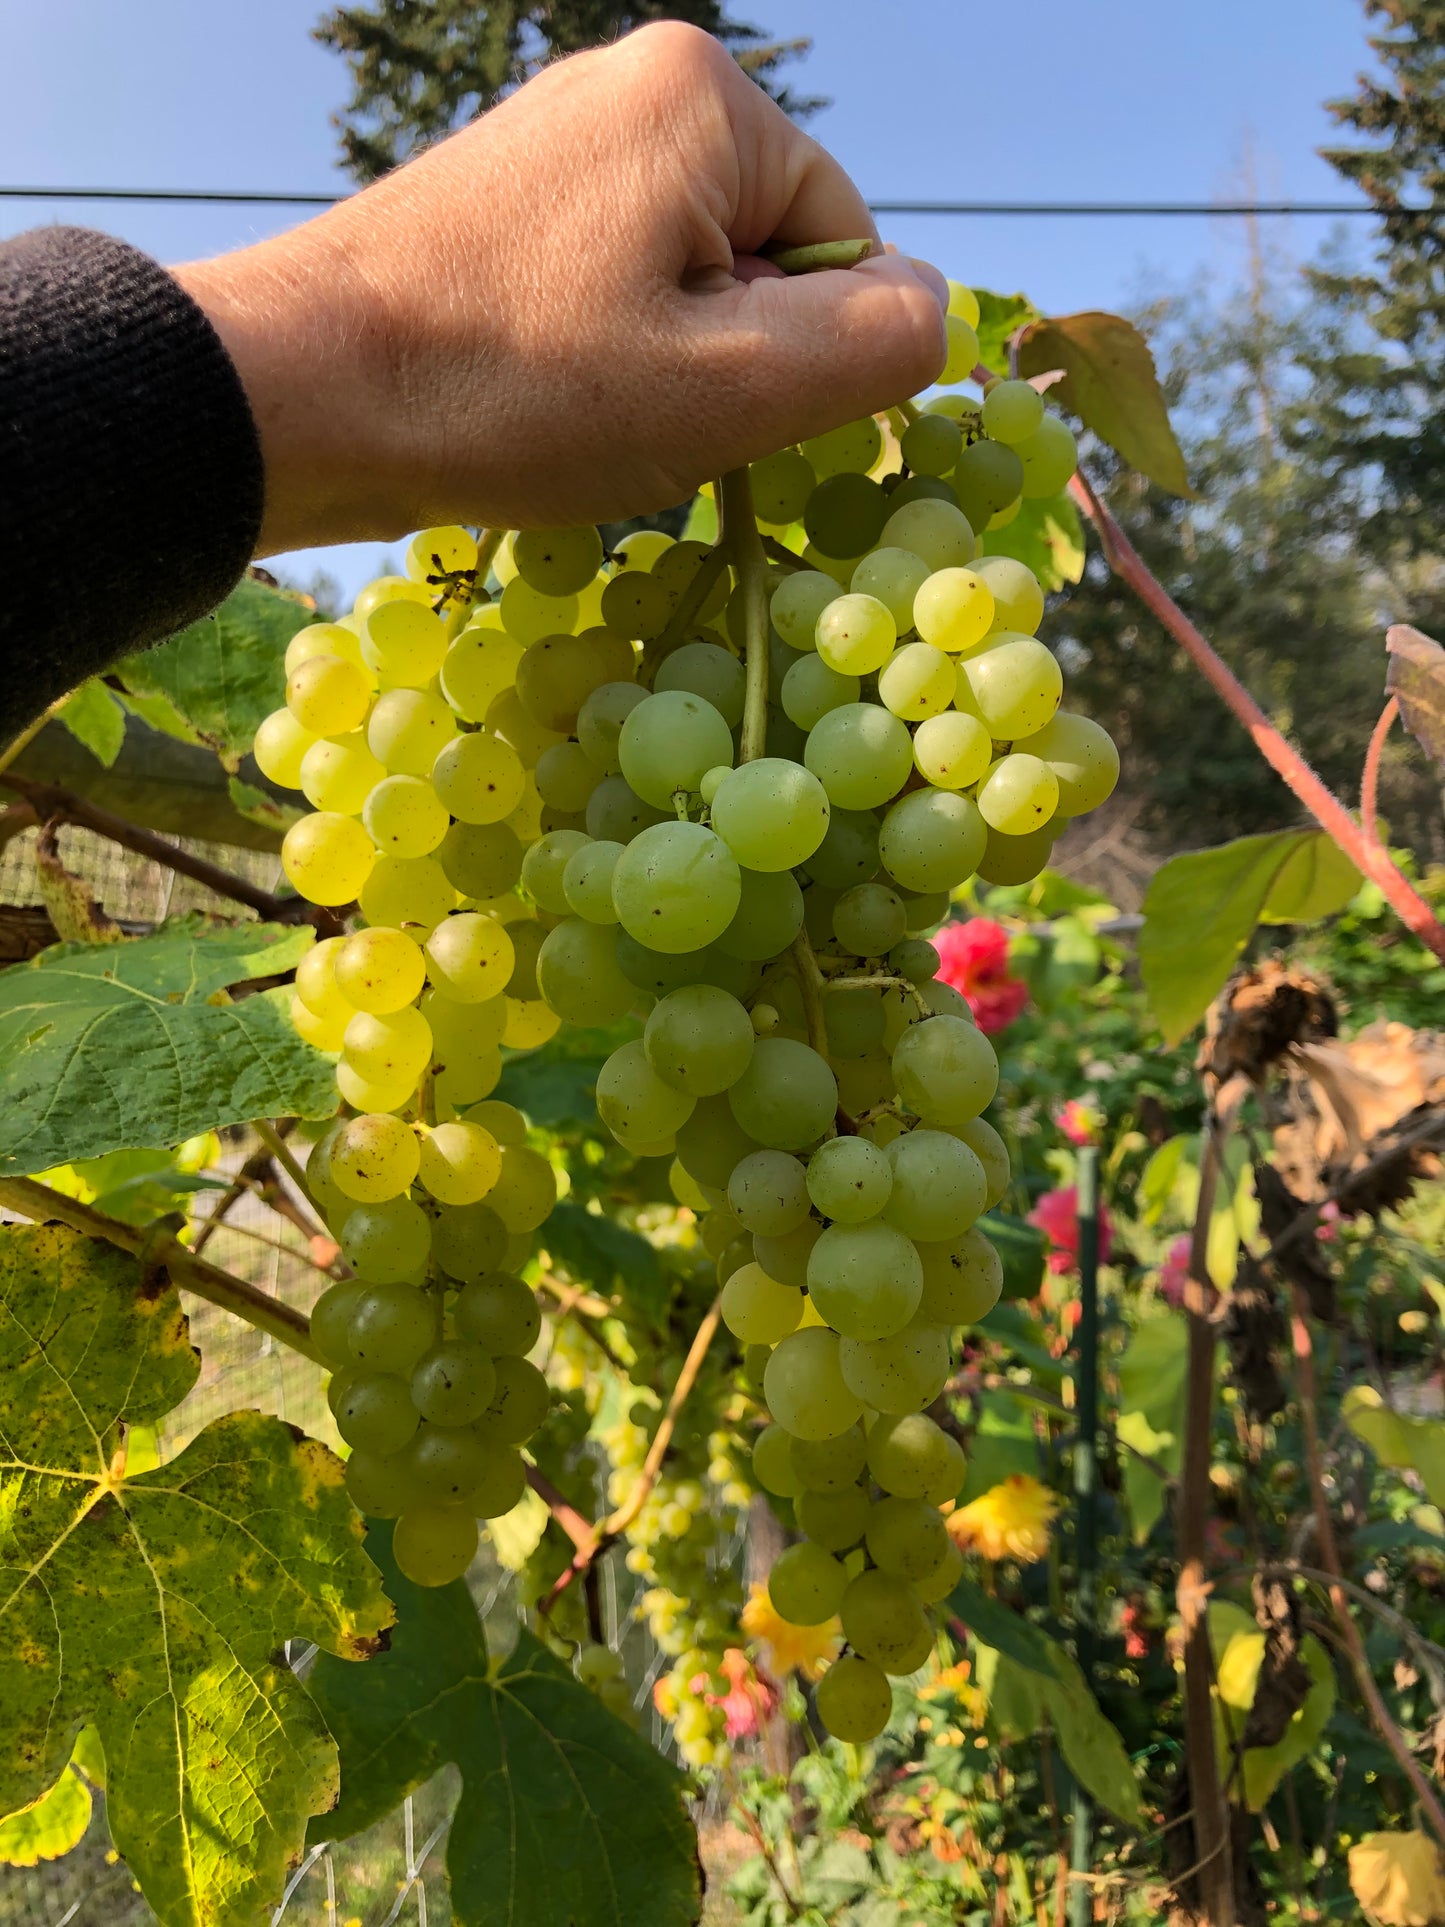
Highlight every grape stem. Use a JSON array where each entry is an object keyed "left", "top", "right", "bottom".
[
  {"left": 639, "top": 540, "right": 732, "bottom": 684},
  {"left": 764, "top": 237, "right": 876, "bottom": 274},
  {"left": 194, "top": 1147, "right": 340, "bottom": 1267},
  {"left": 1176, "top": 1099, "right": 1238, "bottom": 1923},
  {"left": 0, "top": 690, "right": 74, "bottom": 781},
  {"left": 250, "top": 1118, "right": 324, "bottom": 1220},
  {"left": 1067, "top": 465, "right": 1445, "bottom": 967},
  {"left": 789, "top": 925, "right": 832, "bottom": 1058},
  {"left": 1288, "top": 1276, "right": 1445, "bottom": 1851},
  {"left": 823, "top": 968, "right": 931, "bottom": 1019},
  {"left": 537, "top": 1294, "right": 724, "bottom": 1616},
  {"left": 758, "top": 534, "right": 806, "bottom": 575},
  {"left": 720, "top": 468, "right": 772, "bottom": 764},
  {"left": 0, "top": 769, "right": 340, "bottom": 933},
  {"left": 0, "top": 1173, "right": 324, "bottom": 1362},
  {"left": 1360, "top": 694, "right": 1398, "bottom": 853}
]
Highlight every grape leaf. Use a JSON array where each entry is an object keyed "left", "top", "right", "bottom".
[
  {"left": 12, "top": 713, "right": 289, "bottom": 852},
  {"left": 0, "top": 1224, "right": 391, "bottom": 1926},
  {"left": 980, "top": 489, "right": 1084, "bottom": 592},
  {"left": 1018, "top": 310, "right": 1193, "bottom": 498},
  {"left": 116, "top": 577, "right": 314, "bottom": 772},
  {"left": 1139, "top": 831, "right": 1360, "bottom": 1043},
  {"left": 972, "top": 290, "right": 1042, "bottom": 377},
  {"left": 949, "top": 1577, "right": 1058, "bottom": 1678},
  {"left": 228, "top": 775, "right": 305, "bottom": 836},
  {"left": 55, "top": 681, "right": 126, "bottom": 768},
  {"left": 1209, "top": 1602, "right": 1335, "bottom": 1812},
  {"left": 1116, "top": 1312, "right": 1190, "bottom": 1541},
  {"left": 961, "top": 1593, "right": 1143, "bottom": 1825},
  {"left": 1386, "top": 624, "right": 1445, "bottom": 774},
  {"left": 1040, "top": 1639, "right": 1145, "bottom": 1825},
  {"left": 0, "top": 917, "right": 337, "bottom": 1175},
  {"left": 307, "top": 1521, "right": 702, "bottom": 1927},
  {"left": 0, "top": 1727, "right": 103, "bottom": 1867},
  {"left": 541, "top": 1200, "right": 667, "bottom": 1326},
  {"left": 979, "top": 1211, "right": 1046, "bottom": 1301}
]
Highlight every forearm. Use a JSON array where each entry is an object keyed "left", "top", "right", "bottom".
[{"left": 0, "top": 226, "right": 264, "bottom": 741}]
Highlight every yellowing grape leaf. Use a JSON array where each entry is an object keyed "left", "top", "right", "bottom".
[
  {"left": 0, "top": 916, "right": 337, "bottom": 1176},
  {"left": 1344, "top": 1386, "right": 1445, "bottom": 1507},
  {"left": 1386, "top": 624, "right": 1445, "bottom": 776},
  {"left": 0, "top": 1224, "right": 392, "bottom": 1927},
  {"left": 1139, "top": 832, "right": 1360, "bottom": 1043},
  {"left": 308, "top": 1521, "right": 702, "bottom": 1927},
  {"left": 1017, "top": 310, "right": 1194, "bottom": 498},
  {"left": 980, "top": 489, "right": 1085, "bottom": 592},
  {"left": 117, "top": 577, "right": 314, "bottom": 772},
  {"left": 1208, "top": 1601, "right": 1335, "bottom": 1811},
  {"left": 0, "top": 1727, "right": 104, "bottom": 1867}
]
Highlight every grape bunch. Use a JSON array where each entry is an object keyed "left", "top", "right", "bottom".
[
  {"left": 252, "top": 523, "right": 565, "bottom": 1588},
  {"left": 256, "top": 274, "right": 1118, "bottom": 1724}
]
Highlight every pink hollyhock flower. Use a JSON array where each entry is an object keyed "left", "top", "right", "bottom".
[
  {"left": 1057, "top": 1097, "right": 1103, "bottom": 1147},
  {"left": 1158, "top": 1235, "right": 1193, "bottom": 1308},
  {"left": 1027, "top": 1185, "right": 1113, "bottom": 1275},
  {"left": 692, "top": 1647, "right": 778, "bottom": 1740},
  {"left": 931, "top": 918, "right": 1029, "bottom": 1034},
  {"left": 1317, "top": 1200, "right": 1342, "bottom": 1244}
]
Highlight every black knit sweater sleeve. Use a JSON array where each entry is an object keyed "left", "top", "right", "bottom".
[{"left": 0, "top": 226, "right": 264, "bottom": 741}]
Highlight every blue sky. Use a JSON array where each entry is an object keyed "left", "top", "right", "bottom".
[{"left": 1, "top": 0, "right": 1382, "bottom": 600}]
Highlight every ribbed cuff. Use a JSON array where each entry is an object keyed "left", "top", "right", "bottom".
[{"left": 0, "top": 225, "right": 265, "bottom": 740}]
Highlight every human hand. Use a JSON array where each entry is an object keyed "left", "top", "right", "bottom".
[{"left": 175, "top": 22, "right": 947, "bottom": 556}]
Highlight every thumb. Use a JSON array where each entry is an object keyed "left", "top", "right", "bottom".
[{"left": 691, "top": 254, "right": 948, "bottom": 458}]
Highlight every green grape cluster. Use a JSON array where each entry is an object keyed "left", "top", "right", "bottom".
[
  {"left": 259, "top": 275, "right": 1116, "bottom": 1737},
  {"left": 300, "top": 1097, "right": 555, "bottom": 1587},
  {"left": 256, "top": 525, "right": 569, "bottom": 1587}
]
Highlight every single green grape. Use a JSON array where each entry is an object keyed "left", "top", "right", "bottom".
[
  {"left": 981, "top": 378, "right": 1046, "bottom": 445},
  {"left": 512, "top": 525, "right": 604, "bottom": 596},
  {"left": 597, "top": 1037, "right": 697, "bottom": 1147},
  {"left": 816, "top": 1653, "right": 893, "bottom": 1740},
  {"left": 281, "top": 812, "right": 375, "bottom": 905},
  {"left": 719, "top": 1260, "right": 804, "bottom": 1345},
  {"left": 880, "top": 497, "right": 975, "bottom": 573},
  {"left": 456, "top": 1271, "right": 542, "bottom": 1354},
  {"left": 708, "top": 758, "right": 831, "bottom": 873},
  {"left": 806, "top": 1220, "right": 922, "bottom": 1339},
  {"left": 618, "top": 690, "right": 734, "bottom": 809},
  {"left": 655, "top": 641, "right": 747, "bottom": 728},
  {"left": 644, "top": 983, "right": 754, "bottom": 1096},
  {"left": 805, "top": 1135, "right": 892, "bottom": 1223},
  {"left": 538, "top": 916, "right": 637, "bottom": 1026},
  {"left": 877, "top": 642, "right": 956, "bottom": 721},
  {"left": 803, "top": 702, "right": 913, "bottom": 812},
  {"left": 770, "top": 569, "right": 838, "bottom": 650},
  {"left": 766, "top": 1542, "right": 847, "bottom": 1625}
]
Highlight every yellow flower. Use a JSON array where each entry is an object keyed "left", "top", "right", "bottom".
[
  {"left": 947, "top": 1475, "right": 1060, "bottom": 1565},
  {"left": 1349, "top": 1831, "right": 1445, "bottom": 1926},
  {"left": 740, "top": 1581, "right": 841, "bottom": 1682}
]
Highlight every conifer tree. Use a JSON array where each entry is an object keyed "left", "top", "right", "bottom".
[
  {"left": 315, "top": 0, "right": 821, "bottom": 182},
  {"left": 1308, "top": 1, "right": 1445, "bottom": 555}
]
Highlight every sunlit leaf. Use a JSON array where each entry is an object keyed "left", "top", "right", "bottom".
[
  {"left": 1018, "top": 310, "right": 1194, "bottom": 497},
  {"left": 308, "top": 1521, "right": 701, "bottom": 1927},
  {"left": 0, "top": 917, "right": 335, "bottom": 1175},
  {"left": 0, "top": 1224, "right": 391, "bottom": 1925}
]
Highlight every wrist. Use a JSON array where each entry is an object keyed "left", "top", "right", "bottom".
[{"left": 174, "top": 223, "right": 427, "bottom": 557}]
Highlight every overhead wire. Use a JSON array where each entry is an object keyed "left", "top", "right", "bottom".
[{"left": 1, "top": 185, "right": 1440, "bottom": 217}]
